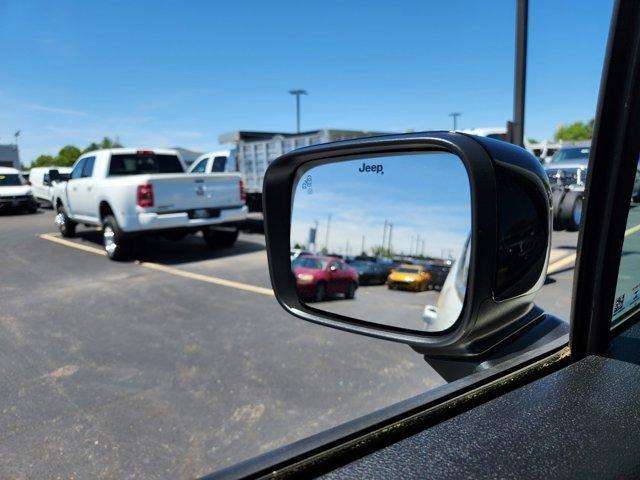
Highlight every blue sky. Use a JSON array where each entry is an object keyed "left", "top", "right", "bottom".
[
  {"left": 291, "top": 152, "right": 471, "bottom": 258},
  {"left": 0, "top": 0, "right": 613, "bottom": 164}
]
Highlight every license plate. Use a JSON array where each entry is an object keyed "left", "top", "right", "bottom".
[
  {"left": 193, "top": 209, "right": 210, "bottom": 219},
  {"left": 12, "top": 200, "right": 20, "bottom": 207}
]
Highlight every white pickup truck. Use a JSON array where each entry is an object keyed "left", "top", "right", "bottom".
[{"left": 52, "top": 148, "right": 248, "bottom": 260}]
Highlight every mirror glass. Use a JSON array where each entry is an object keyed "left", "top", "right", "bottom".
[{"left": 291, "top": 152, "right": 471, "bottom": 333}]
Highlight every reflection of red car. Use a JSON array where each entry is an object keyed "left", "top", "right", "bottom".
[{"left": 293, "top": 255, "right": 359, "bottom": 302}]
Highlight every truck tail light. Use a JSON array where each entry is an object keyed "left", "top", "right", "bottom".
[
  {"left": 137, "top": 183, "right": 154, "bottom": 208},
  {"left": 239, "top": 179, "right": 246, "bottom": 202}
]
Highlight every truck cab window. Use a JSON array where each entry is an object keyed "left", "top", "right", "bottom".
[
  {"left": 191, "top": 158, "right": 208, "bottom": 173},
  {"left": 70, "top": 158, "right": 86, "bottom": 180},
  {"left": 81, "top": 156, "right": 95, "bottom": 178}
]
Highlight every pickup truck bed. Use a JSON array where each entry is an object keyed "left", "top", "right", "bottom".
[{"left": 52, "top": 148, "right": 248, "bottom": 260}]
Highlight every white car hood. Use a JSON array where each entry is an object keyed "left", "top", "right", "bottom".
[{"left": 0, "top": 185, "right": 32, "bottom": 197}]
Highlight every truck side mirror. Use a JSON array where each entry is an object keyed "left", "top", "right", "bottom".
[
  {"left": 263, "top": 132, "right": 558, "bottom": 361},
  {"left": 48, "top": 169, "right": 61, "bottom": 184}
]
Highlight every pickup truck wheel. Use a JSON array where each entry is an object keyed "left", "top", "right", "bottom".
[
  {"left": 559, "top": 191, "right": 583, "bottom": 232},
  {"left": 202, "top": 226, "right": 239, "bottom": 248},
  {"left": 55, "top": 205, "right": 76, "bottom": 237},
  {"left": 102, "top": 215, "right": 132, "bottom": 261},
  {"left": 552, "top": 190, "right": 566, "bottom": 231}
]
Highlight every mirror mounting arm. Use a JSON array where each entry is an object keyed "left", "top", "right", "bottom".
[{"left": 421, "top": 311, "right": 568, "bottom": 382}]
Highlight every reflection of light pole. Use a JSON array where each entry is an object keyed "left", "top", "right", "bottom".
[
  {"left": 361, "top": 235, "right": 365, "bottom": 255},
  {"left": 382, "top": 220, "right": 388, "bottom": 252},
  {"left": 289, "top": 89, "right": 308, "bottom": 133},
  {"left": 449, "top": 112, "right": 462, "bottom": 130},
  {"left": 410, "top": 236, "right": 414, "bottom": 256},
  {"left": 325, "top": 214, "right": 331, "bottom": 251},
  {"left": 313, "top": 219, "right": 318, "bottom": 251},
  {"left": 345, "top": 239, "right": 350, "bottom": 256}
]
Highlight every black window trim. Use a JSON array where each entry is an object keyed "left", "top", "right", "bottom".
[
  {"left": 207, "top": 1, "right": 640, "bottom": 478},
  {"left": 570, "top": 0, "right": 640, "bottom": 357}
]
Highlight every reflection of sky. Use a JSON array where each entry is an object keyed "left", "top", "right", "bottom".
[{"left": 291, "top": 152, "right": 471, "bottom": 260}]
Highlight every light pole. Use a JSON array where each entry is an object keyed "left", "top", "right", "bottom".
[
  {"left": 289, "top": 89, "right": 308, "bottom": 133},
  {"left": 449, "top": 112, "right": 462, "bottom": 131},
  {"left": 325, "top": 214, "right": 331, "bottom": 252}
]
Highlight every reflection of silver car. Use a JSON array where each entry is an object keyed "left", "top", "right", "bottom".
[{"left": 422, "top": 236, "right": 469, "bottom": 332}]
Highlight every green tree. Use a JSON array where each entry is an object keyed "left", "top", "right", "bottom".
[
  {"left": 56, "top": 145, "right": 82, "bottom": 166},
  {"left": 31, "top": 137, "right": 124, "bottom": 168},
  {"left": 82, "top": 142, "right": 100, "bottom": 154},
  {"left": 371, "top": 245, "right": 393, "bottom": 258},
  {"left": 554, "top": 120, "right": 594, "bottom": 141},
  {"left": 30, "top": 154, "right": 58, "bottom": 168},
  {"left": 82, "top": 137, "right": 122, "bottom": 154}
]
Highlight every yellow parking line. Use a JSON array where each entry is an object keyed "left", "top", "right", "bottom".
[
  {"left": 136, "top": 261, "right": 274, "bottom": 296},
  {"left": 38, "top": 233, "right": 274, "bottom": 297},
  {"left": 547, "top": 222, "right": 640, "bottom": 274},
  {"left": 39, "top": 233, "right": 106, "bottom": 256}
]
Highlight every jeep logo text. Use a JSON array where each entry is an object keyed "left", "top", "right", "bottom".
[{"left": 358, "top": 163, "right": 384, "bottom": 174}]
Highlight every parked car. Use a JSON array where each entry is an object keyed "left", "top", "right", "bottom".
[
  {"left": 29, "top": 166, "right": 72, "bottom": 207},
  {"left": 51, "top": 148, "right": 248, "bottom": 260},
  {"left": 349, "top": 260, "right": 388, "bottom": 285},
  {"left": 293, "top": 255, "right": 358, "bottom": 302},
  {"left": 421, "top": 261, "right": 451, "bottom": 291},
  {"left": 0, "top": 167, "right": 38, "bottom": 213},
  {"left": 387, "top": 264, "right": 431, "bottom": 291}
]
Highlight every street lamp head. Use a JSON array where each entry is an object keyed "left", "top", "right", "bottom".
[{"left": 289, "top": 89, "right": 308, "bottom": 95}]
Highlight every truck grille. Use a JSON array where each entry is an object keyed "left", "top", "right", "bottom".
[{"left": 545, "top": 167, "right": 586, "bottom": 187}]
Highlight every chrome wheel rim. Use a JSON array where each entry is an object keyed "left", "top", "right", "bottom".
[
  {"left": 103, "top": 226, "right": 117, "bottom": 256},
  {"left": 54, "top": 212, "right": 65, "bottom": 228}
]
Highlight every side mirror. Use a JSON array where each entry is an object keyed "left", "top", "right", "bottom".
[
  {"left": 48, "top": 169, "right": 61, "bottom": 184},
  {"left": 42, "top": 174, "right": 51, "bottom": 186},
  {"left": 264, "top": 132, "right": 553, "bottom": 360}
]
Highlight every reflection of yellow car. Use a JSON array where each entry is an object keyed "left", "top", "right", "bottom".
[{"left": 387, "top": 264, "right": 431, "bottom": 291}]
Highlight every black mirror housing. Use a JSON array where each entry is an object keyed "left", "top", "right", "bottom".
[
  {"left": 263, "top": 132, "right": 551, "bottom": 359},
  {"left": 48, "top": 169, "right": 61, "bottom": 184}
]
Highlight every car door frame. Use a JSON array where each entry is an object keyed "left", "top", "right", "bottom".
[
  {"left": 76, "top": 155, "right": 97, "bottom": 221},
  {"left": 207, "top": 1, "right": 640, "bottom": 479},
  {"left": 65, "top": 157, "right": 87, "bottom": 218}
]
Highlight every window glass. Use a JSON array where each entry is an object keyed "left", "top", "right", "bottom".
[
  {"left": 611, "top": 158, "right": 640, "bottom": 324},
  {"left": 191, "top": 158, "right": 208, "bottom": 173},
  {"left": 81, "top": 156, "right": 95, "bottom": 177},
  {"left": 211, "top": 156, "right": 227, "bottom": 172},
  {"left": 108, "top": 154, "right": 183, "bottom": 176},
  {"left": 0, "top": 174, "right": 24, "bottom": 186},
  {"left": 70, "top": 159, "right": 85, "bottom": 179},
  {"left": 1, "top": 1, "right": 614, "bottom": 477}
]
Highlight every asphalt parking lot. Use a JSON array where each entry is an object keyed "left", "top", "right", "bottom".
[{"left": 0, "top": 209, "right": 580, "bottom": 478}]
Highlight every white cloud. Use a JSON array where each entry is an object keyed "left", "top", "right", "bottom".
[{"left": 29, "top": 104, "right": 87, "bottom": 116}]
